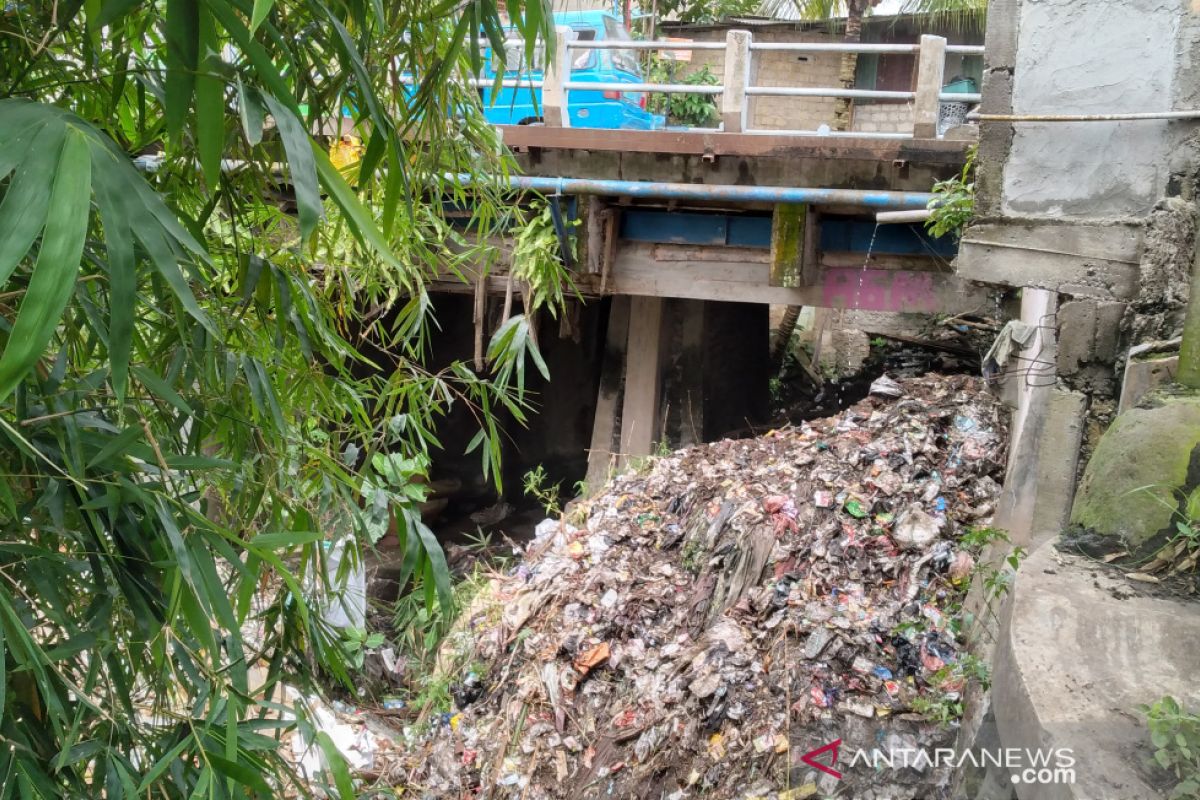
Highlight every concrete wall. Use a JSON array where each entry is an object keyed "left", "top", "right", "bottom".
[
  {"left": 981, "top": 0, "right": 1200, "bottom": 220},
  {"left": 852, "top": 101, "right": 914, "bottom": 133}
]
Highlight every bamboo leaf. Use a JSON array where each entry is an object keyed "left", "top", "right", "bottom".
[
  {"left": 195, "top": 8, "right": 225, "bottom": 188},
  {"left": 263, "top": 94, "right": 322, "bottom": 241},
  {"left": 0, "top": 128, "right": 92, "bottom": 401},
  {"left": 312, "top": 144, "right": 401, "bottom": 270},
  {"left": 237, "top": 79, "right": 267, "bottom": 146},
  {"left": 250, "top": 0, "right": 276, "bottom": 32},
  {"left": 0, "top": 120, "right": 64, "bottom": 287},
  {"left": 164, "top": 0, "right": 200, "bottom": 144}
]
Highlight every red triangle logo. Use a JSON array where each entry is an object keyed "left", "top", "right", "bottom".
[{"left": 800, "top": 738, "right": 842, "bottom": 780}]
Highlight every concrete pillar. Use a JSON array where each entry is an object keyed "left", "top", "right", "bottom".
[
  {"left": 543, "top": 26, "right": 572, "bottom": 127},
  {"left": 721, "top": 30, "right": 752, "bottom": 134},
  {"left": 994, "top": 288, "right": 1087, "bottom": 548},
  {"left": 912, "top": 34, "right": 946, "bottom": 139}
]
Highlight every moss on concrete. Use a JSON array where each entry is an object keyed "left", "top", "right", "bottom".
[{"left": 1070, "top": 391, "right": 1200, "bottom": 551}]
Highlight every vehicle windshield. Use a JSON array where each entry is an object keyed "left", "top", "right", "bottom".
[
  {"left": 490, "top": 29, "right": 596, "bottom": 73},
  {"left": 491, "top": 39, "right": 546, "bottom": 73},
  {"left": 602, "top": 16, "right": 640, "bottom": 76}
]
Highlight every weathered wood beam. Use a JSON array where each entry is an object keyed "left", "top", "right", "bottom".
[{"left": 618, "top": 296, "right": 666, "bottom": 462}]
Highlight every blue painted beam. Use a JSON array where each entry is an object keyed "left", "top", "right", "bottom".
[{"left": 821, "top": 219, "right": 956, "bottom": 257}]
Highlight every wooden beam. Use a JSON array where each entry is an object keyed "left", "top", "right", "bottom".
[
  {"left": 609, "top": 242, "right": 993, "bottom": 313},
  {"left": 619, "top": 296, "right": 666, "bottom": 462},
  {"left": 770, "top": 204, "right": 808, "bottom": 288},
  {"left": 586, "top": 297, "right": 632, "bottom": 489}
]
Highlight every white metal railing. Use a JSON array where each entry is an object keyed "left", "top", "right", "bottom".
[{"left": 538, "top": 28, "right": 982, "bottom": 138}]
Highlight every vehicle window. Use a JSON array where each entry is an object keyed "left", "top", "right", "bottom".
[
  {"left": 572, "top": 29, "right": 597, "bottom": 70},
  {"left": 602, "top": 17, "right": 640, "bottom": 76},
  {"left": 492, "top": 40, "right": 545, "bottom": 74}
]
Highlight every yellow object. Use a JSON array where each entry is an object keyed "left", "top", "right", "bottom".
[
  {"left": 329, "top": 135, "right": 363, "bottom": 170},
  {"left": 450, "top": 713, "right": 462, "bottom": 731}
]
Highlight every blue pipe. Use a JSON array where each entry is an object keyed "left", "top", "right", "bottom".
[{"left": 456, "top": 174, "right": 936, "bottom": 209}]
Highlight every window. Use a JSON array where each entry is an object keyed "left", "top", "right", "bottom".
[
  {"left": 572, "top": 29, "right": 597, "bottom": 70},
  {"left": 491, "top": 40, "right": 546, "bottom": 73},
  {"left": 853, "top": 51, "right": 917, "bottom": 103},
  {"left": 602, "top": 16, "right": 641, "bottom": 76}
]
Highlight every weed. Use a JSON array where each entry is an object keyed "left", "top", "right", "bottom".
[
  {"left": 911, "top": 694, "right": 964, "bottom": 728},
  {"left": 1140, "top": 696, "right": 1200, "bottom": 799},
  {"left": 959, "top": 525, "right": 1009, "bottom": 554},
  {"left": 524, "top": 465, "right": 563, "bottom": 516},
  {"left": 926, "top": 145, "right": 976, "bottom": 240},
  {"left": 341, "top": 627, "right": 386, "bottom": 670},
  {"left": 1141, "top": 485, "right": 1200, "bottom": 574},
  {"left": 681, "top": 539, "right": 705, "bottom": 574}
]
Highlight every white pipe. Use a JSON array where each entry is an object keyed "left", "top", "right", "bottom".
[
  {"left": 569, "top": 40, "right": 726, "bottom": 50},
  {"left": 747, "top": 86, "right": 915, "bottom": 100},
  {"left": 876, "top": 209, "right": 932, "bottom": 224},
  {"left": 969, "top": 110, "right": 1200, "bottom": 122},
  {"left": 563, "top": 81, "right": 723, "bottom": 94}
]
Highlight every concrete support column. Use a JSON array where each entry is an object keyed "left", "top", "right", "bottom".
[
  {"left": 912, "top": 34, "right": 946, "bottom": 138},
  {"left": 721, "top": 30, "right": 752, "bottom": 134},
  {"left": 994, "top": 288, "right": 1087, "bottom": 549},
  {"left": 543, "top": 26, "right": 572, "bottom": 127}
]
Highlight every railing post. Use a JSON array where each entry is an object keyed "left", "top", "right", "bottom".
[
  {"left": 913, "top": 34, "right": 946, "bottom": 138},
  {"left": 544, "top": 26, "right": 573, "bottom": 127},
  {"left": 721, "top": 30, "right": 752, "bottom": 133}
]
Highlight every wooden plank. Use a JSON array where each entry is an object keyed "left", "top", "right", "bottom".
[
  {"left": 619, "top": 296, "right": 665, "bottom": 462},
  {"left": 770, "top": 204, "right": 807, "bottom": 288},
  {"left": 586, "top": 297, "right": 632, "bottom": 490},
  {"left": 609, "top": 242, "right": 993, "bottom": 313}
]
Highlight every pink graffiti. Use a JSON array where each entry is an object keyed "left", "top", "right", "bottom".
[{"left": 820, "top": 269, "right": 939, "bottom": 312}]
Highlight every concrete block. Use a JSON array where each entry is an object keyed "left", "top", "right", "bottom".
[
  {"left": 1118, "top": 354, "right": 1179, "bottom": 413},
  {"left": 981, "top": 0, "right": 1019, "bottom": 69},
  {"left": 994, "top": 542, "right": 1200, "bottom": 800},
  {"left": 958, "top": 221, "right": 1142, "bottom": 299}
]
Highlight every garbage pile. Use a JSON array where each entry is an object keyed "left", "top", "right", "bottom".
[{"left": 400, "top": 374, "right": 1007, "bottom": 800}]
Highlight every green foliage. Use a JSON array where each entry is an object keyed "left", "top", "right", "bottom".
[
  {"left": 959, "top": 525, "right": 1008, "bottom": 554},
  {"left": 910, "top": 693, "right": 964, "bottom": 728},
  {"left": 926, "top": 145, "right": 977, "bottom": 240},
  {"left": 511, "top": 200, "right": 579, "bottom": 317},
  {"left": 0, "top": 0, "right": 558, "bottom": 796},
  {"left": 523, "top": 464, "right": 563, "bottom": 516},
  {"left": 646, "top": 58, "right": 721, "bottom": 127},
  {"left": 341, "top": 628, "right": 387, "bottom": 670},
  {"left": 1144, "top": 485, "right": 1200, "bottom": 573},
  {"left": 656, "top": 0, "right": 762, "bottom": 24},
  {"left": 1140, "top": 696, "right": 1200, "bottom": 799},
  {"left": 757, "top": 0, "right": 985, "bottom": 32}
]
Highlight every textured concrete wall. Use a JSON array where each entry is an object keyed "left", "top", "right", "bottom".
[
  {"left": 851, "top": 102, "right": 914, "bottom": 133},
  {"left": 1001, "top": 0, "right": 1189, "bottom": 219}
]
